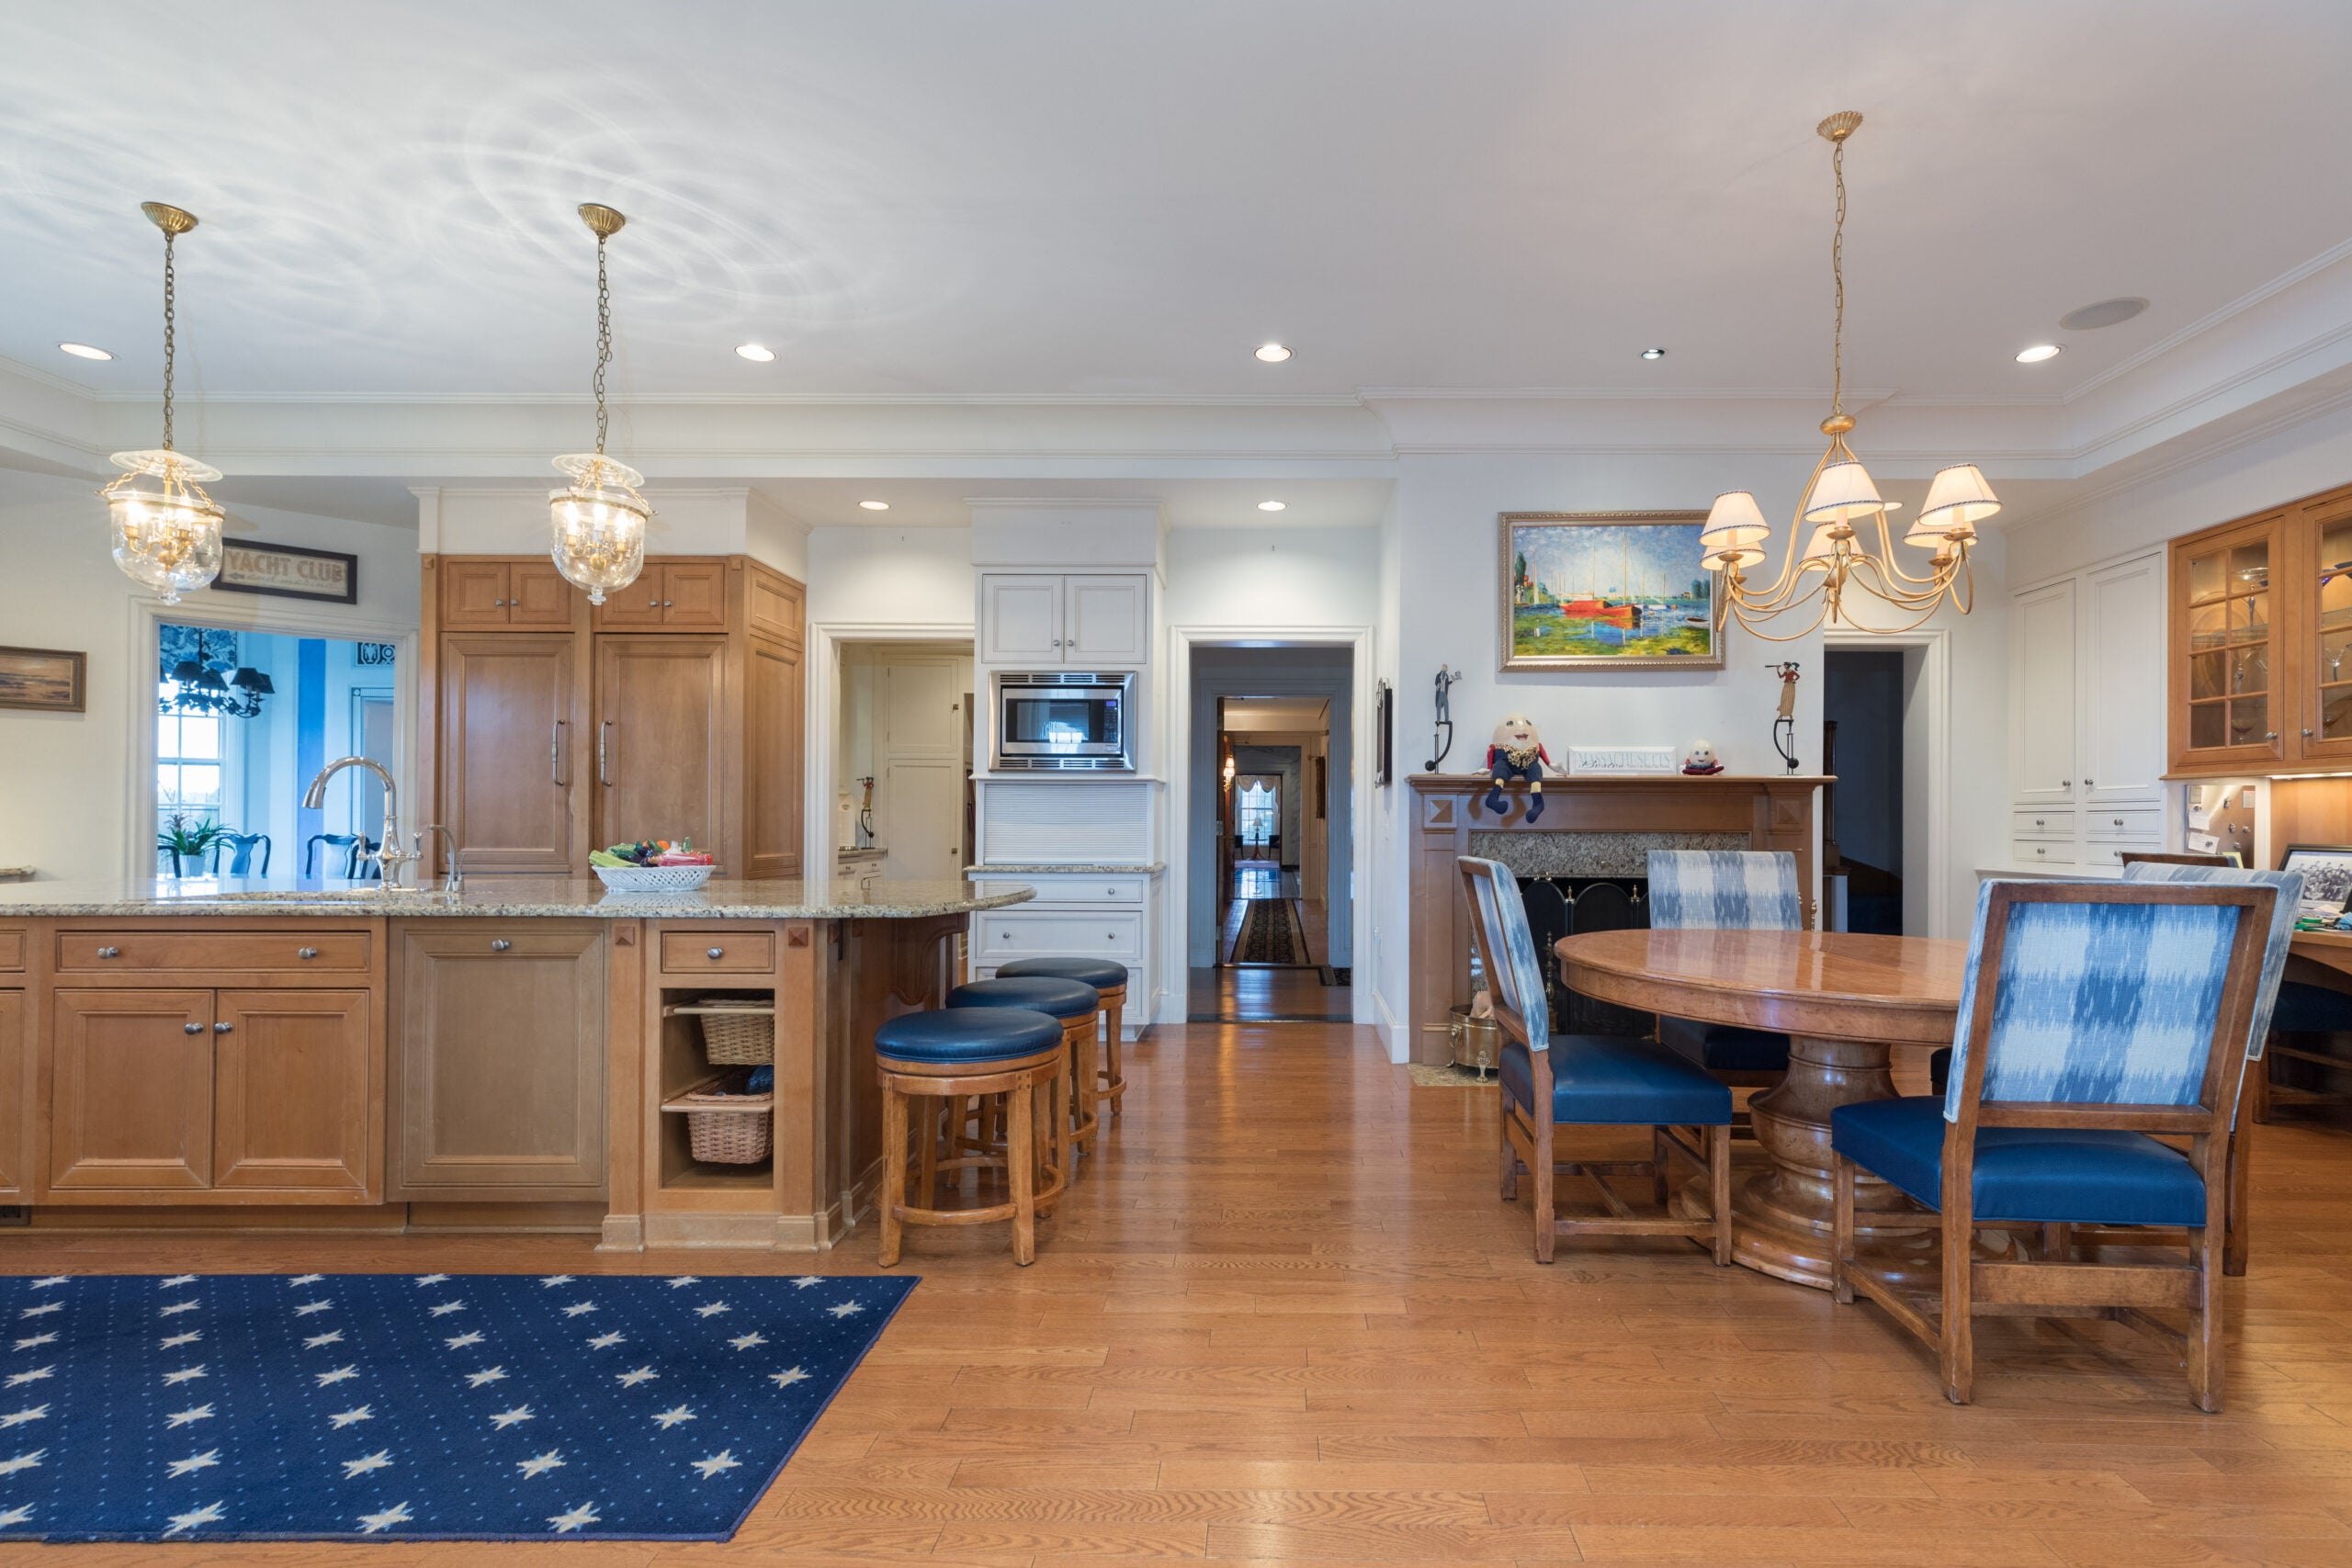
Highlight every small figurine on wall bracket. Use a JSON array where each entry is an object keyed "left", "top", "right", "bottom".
[
  {"left": 1426, "top": 664, "right": 1464, "bottom": 772},
  {"left": 1681, "top": 739, "right": 1724, "bottom": 775},
  {"left": 1485, "top": 713, "right": 1554, "bottom": 820},
  {"left": 1767, "top": 661, "right": 1801, "bottom": 774}
]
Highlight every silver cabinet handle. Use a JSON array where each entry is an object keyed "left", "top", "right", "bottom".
[
  {"left": 96, "top": 946, "right": 120, "bottom": 959},
  {"left": 662, "top": 600, "right": 674, "bottom": 608},
  {"left": 2060, "top": 779, "right": 2072, "bottom": 788},
  {"left": 212, "top": 1021, "right": 232, "bottom": 1033},
  {"left": 707, "top": 946, "right": 725, "bottom": 960},
  {"left": 2268, "top": 731, "right": 2280, "bottom": 740},
  {"left": 298, "top": 947, "right": 319, "bottom": 960},
  {"left": 183, "top": 1022, "right": 202, "bottom": 1035},
  {"left": 552, "top": 719, "right": 569, "bottom": 786},
  {"left": 491, "top": 939, "right": 512, "bottom": 953},
  {"left": 2112, "top": 818, "right": 2123, "bottom": 827},
  {"left": 2305, "top": 728, "right": 2316, "bottom": 738},
  {"left": 598, "top": 720, "right": 613, "bottom": 787},
  {"left": 2084, "top": 778, "right": 2095, "bottom": 786}
]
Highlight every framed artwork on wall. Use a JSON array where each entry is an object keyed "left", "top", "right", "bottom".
[
  {"left": 2280, "top": 843, "right": 2352, "bottom": 919},
  {"left": 0, "top": 645, "right": 87, "bottom": 712},
  {"left": 1374, "top": 681, "right": 1393, "bottom": 786},
  {"left": 1498, "top": 511, "right": 1723, "bottom": 671}
]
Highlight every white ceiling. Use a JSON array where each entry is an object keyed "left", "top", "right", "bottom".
[{"left": 7, "top": 1, "right": 2352, "bottom": 405}]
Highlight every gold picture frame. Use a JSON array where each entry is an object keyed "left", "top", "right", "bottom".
[
  {"left": 0, "top": 645, "right": 87, "bottom": 713},
  {"left": 1498, "top": 511, "right": 1723, "bottom": 671}
]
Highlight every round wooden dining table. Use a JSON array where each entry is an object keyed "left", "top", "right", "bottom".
[{"left": 1555, "top": 928, "right": 1966, "bottom": 1291}]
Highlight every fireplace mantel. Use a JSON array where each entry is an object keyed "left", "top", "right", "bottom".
[{"left": 1404, "top": 772, "right": 1828, "bottom": 1065}]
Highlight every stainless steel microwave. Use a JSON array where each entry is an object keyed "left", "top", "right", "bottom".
[{"left": 991, "top": 671, "right": 1136, "bottom": 771}]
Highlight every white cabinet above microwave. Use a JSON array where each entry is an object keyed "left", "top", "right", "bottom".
[{"left": 981, "top": 573, "right": 1149, "bottom": 666}]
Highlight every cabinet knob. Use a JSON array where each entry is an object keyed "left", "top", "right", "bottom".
[
  {"left": 2113, "top": 818, "right": 2123, "bottom": 827},
  {"left": 2060, "top": 780, "right": 2072, "bottom": 788},
  {"left": 491, "top": 939, "right": 512, "bottom": 953},
  {"left": 297, "top": 947, "right": 319, "bottom": 960},
  {"left": 2306, "top": 728, "right": 2317, "bottom": 738},
  {"left": 212, "top": 1021, "right": 232, "bottom": 1033},
  {"left": 662, "top": 600, "right": 674, "bottom": 608},
  {"left": 96, "top": 946, "right": 119, "bottom": 959},
  {"left": 183, "top": 1022, "right": 202, "bottom": 1035},
  {"left": 707, "top": 947, "right": 725, "bottom": 960},
  {"left": 2267, "top": 732, "right": 2279, "bottom": 740},
  {"left": 2084, "top": 778, "right": 2095, "bottom": 786}
]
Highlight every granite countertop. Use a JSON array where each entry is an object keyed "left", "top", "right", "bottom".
[
  {"left": 966, "top": 862, "right": 1165, "bottom": 875},
  {"left": 0, "top": 876, "right": 1034, "bottom": 920}
]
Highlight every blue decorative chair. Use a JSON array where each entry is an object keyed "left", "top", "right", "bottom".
[
  {"left": 306, "top": 833, "right": 378, "bottom": 880},
  {"left": 1647, "top": 850, "right": 1804, "bottom": 1089},
  {"left": 208, "top": 832, "right": 271, "bottom": 877},
  {"left": 1460, "top": 855, "right": 1734, "bottom": 1265},
  {"left": 1831, "top": 877, "right": 2281, "bottom": 1410}
]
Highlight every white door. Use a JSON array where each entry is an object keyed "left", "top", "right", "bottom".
[
  {"left": 2080, "top": 553, "right": 2165, "bottom": 804},
  {"left": 880, "top": 759, "right": 962, "bottom": 879},
  {"left": 877, "top": 660, "right": 967, "bottom": 880},
  {"left": 1062, "top": 575, "right": 1149, "bottom": 665},
  {"left": 2011, "top": 578, "right": 2079, "bottom": 807},
  {"left": 981, "top": 575, "right": 1064, "bottom": 664}
]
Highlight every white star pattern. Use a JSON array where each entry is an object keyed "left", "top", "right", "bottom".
[
  {"left": 791, "top": 1276, "right": 822, "bottom": 1289},
  {"left": 328, "top": 1405, "right": 373, "bottom": 1429},
  {"left": 341, "top": 1450, "right": 393, "bottom": 1479},
  {"left": 27, "top": 1280, "right": 64, "bottom": 1291},
  {"left": 616, "top": 1366, "right": 658, "bottom": 1388},
  {"left": 561, "top": 1302, "right": 597, "bottom": 1318},
  {"left": 164, "top": 1404, "right": 212, "bottom": 1428},
  {"left": 428, "top": 1301, "right": 466, "bottom": 1317},
  {"left": 769, "top": 1366, "right": 808, "bottom": 1390},
  {"left": 666, "top": 1277, "right": 699, "bottom": 1289},
  {"left": 17, "top": 1305, "right": 58, "bottom": 1321},
  {"left": 162, "top": 1500, "right": 226, "bottom": 1538},
  {"left": 0, "top": 1408, "right": 45, "bottom": 1430},
  {"left": 166, "top": 1450, "right": 219, "bottom": 1478},
  {"left": 539, "top": 1276, "right": 574, "bottom": 1288},
  {"left": 5, "top": 1370, "right": 51, "bottom": 1389},
  {"left": 0, "top": 1504, "right": 29, "bottom": 1529},
  {"left": 691, "top": 1450, "right": 741, "bottom": 1479},
  {"left": 651, "top": 1404, "right": 695, "bottom": 1429},
  {"left": 585, "top": 1332, "right": 625, "bottom": 1349},
  {"left": 827, "top": 1301, "right": 865, "bottom": 1319},
  {"left": 356, "top": 1501, "right": 413, "bottom": 1534},
  {"left": 161, "top": 1365, "right": 207, "bottom": 1386},
  {"left": 517, "top": 1449, "right": 565, "bottom": 1478},
  {"left": 160, "top": 1331, "right": 201, "bottom": 1349},
  {"left": 159, "top": 1302, "right": 198, "bottom": 1317},
  {"left": 445, "top": 1331, "right": 484, "bottom": 1349},
  {"left": 316, "top": 1366, "right": 360, "bottom": 1387},
  {"left": 414, "top": 1275, "right": 449, "bottom": 1287},
  {"left": 292, "top": 1300, "right": 334, "bottom": 1317},
  {"left": 289, "top": 1274, "right": 323, "bottom": 1287},
  {"left": 161, "top": 1275, "right": 197, "bottom": 1289},
  {"left": 695, "top": 1302, "right": 729, "bottom": 1318},
  {"left": 548, "top": 1501, "right": 601, "bottom": 1533},
  {"left": 466, "top": 1367, "right": 507, "bottom": 1389},
  {"left": 489, "top": 1404, "right": 534, "bottom": 1429},
  {"left": 303, "top": 1331, "right": 345, "bottom": 1350},
  {"left": 728, "top": 1332, "right": 767, "bottom": 1351},
  {"left": 0, "top": 1450, "right": 42, "bottom": 1477},
  {"left": 10, "top": 1335, "right": 54, "bottom": 1352}
]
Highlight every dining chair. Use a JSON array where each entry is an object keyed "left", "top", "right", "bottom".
[
  {"left": 208, "top": 831, "right": 271, "bottom": 877},
  {"left": 304, "top": 833, "right": 379, "bottom": 879},
  {"left": 1830, "top": 877, "right": 2278, "bottom": 1411},
  {"left": 1646, "top": 850, "right": 1804, "bottom": 1088},
  {"left": 1460, "top": 854, "right": 1734, "bottom": 1266}
]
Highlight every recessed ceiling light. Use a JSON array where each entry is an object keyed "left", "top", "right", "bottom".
[
  {"left": 2059, "top": 297, "right": 2148, "bottom": 332},
  {"left": 1640, "top": 347, "right": 1667, "bottom": 361},
  {"left": 2015, "top": 344, "right": 2063, "bottom": 364},
  {"left": 858, "top": 500, "right": 889, "bottom": 511},
  {"left": 734, "top": 343, "right": 775, "bottom": 362},
  {"left": 1258, "top": 500, "right": 1286, "bottom": 512},
  {"left": 59, "top": 342, "right": 112, "bottom": 360},
  {"left": 1254, "top": 343, "right": 1292, "bottom": 363}
]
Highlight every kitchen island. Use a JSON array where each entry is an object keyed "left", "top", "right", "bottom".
[{"left": 0, "top": 876, "right": 1031, "bottom": 1250}]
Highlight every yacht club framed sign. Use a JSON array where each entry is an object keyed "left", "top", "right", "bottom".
[
  {"left": 1498, "top": 511, "right": 1723, "bottom": 671},
  {"left": 213, "top": 540, "right": 360, "bottom": 604}
]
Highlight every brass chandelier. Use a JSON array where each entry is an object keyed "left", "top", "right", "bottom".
[
  {"left": 1702, "top": 112, "right": 2000, "bottom": 639},
  {"left": 548, "top": 202, "right": 651, "bottom": 604},
  {"left": 101, "top": 202, "right": 226, "bottom": 604}
]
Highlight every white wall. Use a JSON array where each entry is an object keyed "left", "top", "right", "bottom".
[
  {"left": 805, "top": 525, "right": 977, "bottom": 629},
  {"left": 1162, "top": 525, "right": 1381, "bottom": 628}
]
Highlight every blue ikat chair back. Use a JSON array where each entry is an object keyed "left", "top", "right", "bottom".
[
  {"left": 2120, "top": 862, "right": 2303, "bottom": 1064},
  {"left": 1646, "top": 851, "right": 1802, "bottom": 931},
  {"left": 1460, "top": 855, "right": 1552, "bottom": 1048},
  {"left": 1941, "top": 880, "right": 2273, "bottom": 1122}
]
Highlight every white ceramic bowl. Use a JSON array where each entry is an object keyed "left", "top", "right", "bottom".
[{"left": 593, "top": 863, "right": 717, "bottom": 894}]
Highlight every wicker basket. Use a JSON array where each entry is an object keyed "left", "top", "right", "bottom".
[
  {"left": 662, "top": 1079, "right": 775, "bottom": 1165},
  {"left": 593, "top": 863, "right": 717, "bottom": 894},
  {"left": 674, "top": 1001, "right": 775, "bottom": 1066}
]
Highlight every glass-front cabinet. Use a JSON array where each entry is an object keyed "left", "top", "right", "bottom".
[{"left": 2305, "top": 488, "right": 2352, "bottom": 761}]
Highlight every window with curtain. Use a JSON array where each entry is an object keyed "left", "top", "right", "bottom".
[{"left": 1238, "top": 778, "right": 1278, "bottom": 849}]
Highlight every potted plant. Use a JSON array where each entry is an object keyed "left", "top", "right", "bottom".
[{"left": 157, "top": 813, "right": 226, "bottom": 877}]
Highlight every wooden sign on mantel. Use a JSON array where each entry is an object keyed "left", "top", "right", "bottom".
[
  {"left": 1567, "top": 746, "right": 1678, "bottom": 774},
  {"left": 214, "top": 540, "right": 359, "bottom": 604}
]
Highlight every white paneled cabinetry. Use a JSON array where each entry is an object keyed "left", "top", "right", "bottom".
[{"left": 980, "top": 573, "right": 1149, "bottom": 666}]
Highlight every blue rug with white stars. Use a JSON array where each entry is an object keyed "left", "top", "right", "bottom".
[{"left": 0, "top": 1270, "right": 915, "bottom": 1542}]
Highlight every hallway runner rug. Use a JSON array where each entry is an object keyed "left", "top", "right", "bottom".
[
  {"left": 0, "top": 1270, "right": 914, "bottom": 1543},
  {"left": 1228, "top": 897, "right": 1311, "bottom": 965}
]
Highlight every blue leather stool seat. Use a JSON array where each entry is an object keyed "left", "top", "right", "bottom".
[
  {"left": 1658, "top": 1015, "right": 1792, "bottom": 1074},
  {"left": 994, "top": 957, "right": 1129, "bottom": 993},
  {"left": 875, "top": 1007, "right": 1063, "bottom": 1065},
  {"left": 2272, "top": 980, "right": 2352, "bottom": 1032},
  {"left": 1832, "top": 1095, "right": 2207, "bottom": 1227},
  {"left": 1499, "top": 1036, "right": 1734, "bottom": 1128},
  {"left": 948, "top": 977, "right": 1098, "bottom": 1021}
]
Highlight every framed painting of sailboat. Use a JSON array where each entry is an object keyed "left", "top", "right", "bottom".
[{"left": 1498, "top": 511, "right": 1723, "bottom": 671}]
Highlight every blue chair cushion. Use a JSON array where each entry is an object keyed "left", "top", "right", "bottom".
[
  {"left": 2271, "top": 979, "right": 2352, "bottom": 1033},
  {"left": 875, "top": 1007, "right": 1063, "bottom": 1065},
  {"left": 994, "top": 957, "right": 1128, "bottom": 994},
  {"left": 1831, "top": 1095, "right": 2207, "bottom": 1226},
  {"left": 1658, "top": 1015, "right": 1792, "bottom": 1074},
  {"left": 947, "top": 976, "right": 1098, "bottom": 1021},
  {"left": 1499, "top": 1035, "right": 1735, "bottom": 1128}
]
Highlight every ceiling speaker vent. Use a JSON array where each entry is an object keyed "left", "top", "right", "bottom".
[{"left": 2059, "top": 297, "right": 2150, "bottom": 332}]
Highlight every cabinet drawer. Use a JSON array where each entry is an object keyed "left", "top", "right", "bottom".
[
  {"left": 2012, "top": 840, "right": 2076, "bottom": 867},
  {"left": 0, "top": 929, "right": 22, "bottom": 972},
  {"left": 972, "top": 874, "right": 1147, "bottom": 906},
  {"left": 2089, "top": 842, "right": 2165, "bottom": 869},
  {"left": 974, "top": 910, "right": 1144, "bottom": 962},
  {"left": 2011, "top": 809, "right": 2075, "bottom": 840},
  {"left": 2086, "top": 807, "right": 2165, "bottom": 842},
  {"left": 660, "top": 930, "right": 776, "bottom": 975},
  {"left": 57, "top": 930, "right": 370, "bottom": 976}
]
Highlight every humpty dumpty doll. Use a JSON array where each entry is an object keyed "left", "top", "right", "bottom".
[{"left": 1484, "top": 714, "right": 1553, "bottom": 820}]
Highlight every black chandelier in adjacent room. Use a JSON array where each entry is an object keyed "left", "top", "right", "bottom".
[{"left": 159, "top": 629, "right": 273, "bottom": 718}]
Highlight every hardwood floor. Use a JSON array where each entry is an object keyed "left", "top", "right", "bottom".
[{"left": 14, "top": 1021, "right": 2352, "bottom": 1563}]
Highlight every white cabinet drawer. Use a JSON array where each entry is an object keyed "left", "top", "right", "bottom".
[
  {"left": 975, "top": 910, "right": 1144, "bottom": 962},
  {"left": 2013, "top": 839, "right": 2076, "bottom": 867},
  {"left": 2089, "top": 842, "right": 2165, "bottom": 869},
  {"left": 2011, "top": 809, "right": 2075, "bottom": 840},
  {"left": 2085, "top": 807, "right": 2165, "bottom": 842},
  {"left": 971, "top": 874, "right": 1146, "bottom": 906}
]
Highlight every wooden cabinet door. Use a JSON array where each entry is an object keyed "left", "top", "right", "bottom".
[
  {"left": 507, "top": 559, "right": 577, "bottom": 628},
  {"left": 441, "top": 560, "right": 514, "bottom": 629},
  {"left": 213, "top": 989, "right": 374, "bottom": 1195},
  {"left": 2080, "top": 553, "right": 2166, "bottom": 804},
  {"left": 591, "top": 574, "right": 670, "bottom": 631},
  {"left": 595, "top": 637, "right": 728, "bottom": 866},
  {"left": 440, "top": 634, "right": 579, "bottom": 874},
  {"left": 390, "top": 922, "right": 606, "bottom": 1195},
  {"left": 745, "top": 634, "right": 804, "bottom": 880},
  {"left": 658, "top": 561, "right": 731, "bottom": 630},
  {"left": 981, "top": 574, "right": 1064, "bottom": 663},
  {"left": 50, "top": 989, "right": 214, "bottom": 1192},
  {"left": 1064, "top": 574, "right": 1149, "bottom": 665},
  {"left": 2172, "top": 514, "right": 2286, "bottom": 774},
  {"left": 2010, "top": 578, "right": 2079, "bottom": 807},
  {"left": 748, "top": 568, "right": 804, "bottom": 649},
  {"left": 0, "top": 990, "right": 22, "bottom": 1200},
  {"left": 2294, "top": 491, "right": 2352, "bottom": 764}
]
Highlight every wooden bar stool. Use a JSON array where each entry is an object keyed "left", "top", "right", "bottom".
[
  {"left": 995, "top": 958, "right": 1130, "bottom": 1118},
  {"left": 876, "top": 1008, "right": 1069, "bottom": 1267},
  {"left": 948, "top": 976, "right": 1102, "bottom": 1160}
]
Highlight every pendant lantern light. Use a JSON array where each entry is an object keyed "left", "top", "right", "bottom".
[
  {"left": 101, "top": 202, "right": 225, "bottom": 604},
  {"left": 548, "top": 202, "right": 650, "bottom": 604}
]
